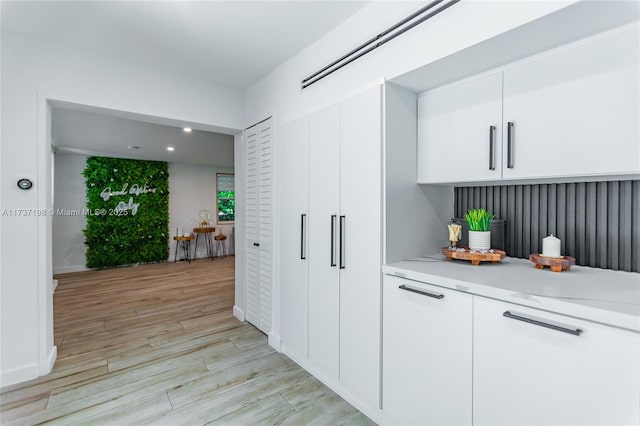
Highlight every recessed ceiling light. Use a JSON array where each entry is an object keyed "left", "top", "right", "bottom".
[
  {"left": 183, "top": 127, "right": 192, "bottom": 133},
  {"left": 167, "top": 146, "right": 175, "bottom": 152},
  {"left": 127, "top": 145, "right": 141, "bottom": 150}
]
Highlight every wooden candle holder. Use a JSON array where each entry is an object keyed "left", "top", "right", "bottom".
[{"left": 529, "top": 254, "right": 576, "bottom": 272}]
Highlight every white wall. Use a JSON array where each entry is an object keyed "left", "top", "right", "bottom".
[
  {"left": 245, "top": 1, "right": 575, "bottom": 125},
  {"left": 51, "top": 154, "right": 236, "bottom": 274},
  {"left": 169, "top": 162, "right": 236, "bottom": 260},
  {"left": 384, "top": 83, "right": 454, "bottom": 263},
  {"left": 0, "top": 31, "right": 244, "bottom": 386},
  {"left": 52, "top": 153, "right": 89, "bottom": 274},
  {"left": 232, "top": 133, "right": 245, "bottom": 322}
]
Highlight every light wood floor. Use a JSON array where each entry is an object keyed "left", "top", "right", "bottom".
[{"left": 0, "top": 257, "right": 375, "bottom": 425}]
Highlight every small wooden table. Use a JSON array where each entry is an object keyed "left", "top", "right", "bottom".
[
  {"left": 193, "top": 227, "right": 216, "bottom": 260},
  {"left": 174, "top": 235, "right": 195, "bottom": 263}
]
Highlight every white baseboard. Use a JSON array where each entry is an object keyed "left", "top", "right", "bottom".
[
  {"left": 233, "top": 305, "right": 245, "bottom": 322},
  {"left": 282, "top": 348, "right": 383, "bottom": 425},
  {"left": 42, "top": 346, "right": 57, "bottom": 375},
  {"left": 53, "top": 264, "right": 88, "bottom": 275},
  {"left": 53, "top": 278, "right": 58, "bottom": 292},
  {"left": 1, "top": 345, "right": 58, "bottom": 389},
  {"left": 0, "top": 363, "right": 38, "bottom": 389},
  {"left": 268, "top": 332, "right": 282, "bottom": 352}
]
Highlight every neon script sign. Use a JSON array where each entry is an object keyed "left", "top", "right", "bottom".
[{"left": 99, "top": 183, "right": 157, "bottom": 216}]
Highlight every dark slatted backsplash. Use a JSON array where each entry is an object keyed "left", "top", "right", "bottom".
[{"left": 454, "top": 181, "right": 640, "bottom": 272}]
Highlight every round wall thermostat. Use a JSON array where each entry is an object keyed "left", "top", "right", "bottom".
[{"left": 17, "top": 178, "right": 33, "bottom": 190}]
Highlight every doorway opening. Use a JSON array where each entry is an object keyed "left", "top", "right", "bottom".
[{"left": 45, "top": 99, "right": 243, "bottom": 373}]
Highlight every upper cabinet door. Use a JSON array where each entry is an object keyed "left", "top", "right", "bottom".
[
  {"left": 503, "top": 25, "right": 640, "bottom": 180},
  {"left": 418, "top": 72, "right": 503, "bottom": 184}
]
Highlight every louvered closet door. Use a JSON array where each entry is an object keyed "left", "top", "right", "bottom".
[
  {"left": 244, "top": 125, "right": 261, "bottom": 329},
  {"left": 257, "top": 119, "right": 274, "bottom": 333}
]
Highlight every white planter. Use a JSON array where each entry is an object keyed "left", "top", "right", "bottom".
[{"left": 469, "top": 231, "right": 491, "bottom": 251}]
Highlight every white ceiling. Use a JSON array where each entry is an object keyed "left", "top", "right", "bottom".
[
  {"left": 53, "top": 106, "right": 235, "bottom": 167},
  {"left": 1, "top": 0, "right": 369, "bottom": 89},
  {"left": 4, "top": 1, "right": 371, "bottom": 165}
]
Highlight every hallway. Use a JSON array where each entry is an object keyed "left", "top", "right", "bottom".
[{"left": 0, "top": 258, "right": 372, "bottom": 425}]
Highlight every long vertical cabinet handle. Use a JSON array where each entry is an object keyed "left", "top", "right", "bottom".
[
  {"left": 507, "top": 121, "right": 515, "bottom": 169},
  {"left": 489, "top": 125, "right": 496, "bottom": 170},
  {"left": 339, "top": 215, "right": 346, "bottom": 269},
  {"left": 330, "top": 215, "right": 337, "bottom": 267},
  {"left": 300, "top": 214, "right": 307, "bottom": 260}
]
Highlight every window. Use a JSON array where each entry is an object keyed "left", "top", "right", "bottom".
[{"left": 216, "top": 173, "right": 235, "bottom": 223}]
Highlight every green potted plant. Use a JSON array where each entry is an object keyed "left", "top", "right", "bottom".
[{"left": 464, "top": 208, "right": 495, "bottom": 251}]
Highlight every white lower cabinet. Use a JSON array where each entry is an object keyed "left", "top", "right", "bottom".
[
  {"left": 473, "top": 296, "right": 640, "bottom": 426},
  {"left": 383, "top": 275, "right": 472, "bottom": 426},
  {"left": 382, "top": 275, "right": 640, "bottom": 426}
]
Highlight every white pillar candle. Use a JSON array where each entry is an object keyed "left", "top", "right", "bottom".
[
  {"left": 542, "top": 234, "right": 561, "bottom": 257},
  {"left": 177, "top": 227, "right": 183, "bottom": 236}
]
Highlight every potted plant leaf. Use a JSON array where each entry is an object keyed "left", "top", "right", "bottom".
[{"left": 464, "top": 208, "right": 495, "bottom": 251}]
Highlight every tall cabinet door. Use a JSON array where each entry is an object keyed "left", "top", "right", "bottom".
[
  {"left": 244, "top": 118, "right": 274, "bottom": 334},
  {"left": 339, "top": 85, "right": 382, "bottom": 408},
  {"left": 502, "top": 25, "right": 640, "bottom": 179},
  {"left": 244, "top": 124, "right": 261, "bottom": 329},
  {"left": 417, "top": 72, "right": 503, "bottom": 183},
  {"left": 308, "top": 104, "right": 341, "bottom": 379},
  {"left": 279, "top": 116, "right": 309, "bottom": 360}
]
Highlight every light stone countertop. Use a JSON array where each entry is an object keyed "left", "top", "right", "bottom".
[{"left": 383, "top": 256, "right": 640, "bottom": 333}]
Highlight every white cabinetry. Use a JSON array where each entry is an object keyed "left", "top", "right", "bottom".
[
  {"left": 244, "top": 118, "right": 273, "bottom": 333},
  {"left": 279, "top": 86, "right": 383, "bottom": 415},
  {"left": 473, "top": 296, "right": 640, "bottom": 426},
  {"left": 308, "top": 103, "right": 341, "bottom": 378},
  {"left": 279, "top": 116, "right": 309, "bottom": 360},
  {"left": 382, "top": 270, "right": 640, "bottom": 426},
  {"left": 417, "top": 24, "right": 639, "bottom": 184},
  {"left": 383, "top": 275, "right": 472, "bottom": 426},
  {"left": 418, "top": 73, "right": 502, "bottom": 183},
  {"left": 502, "top": 26, "right": 639, "bottom": 179},
  {"left": 339, "top": 87, "right": 382, "bottom": 407}
]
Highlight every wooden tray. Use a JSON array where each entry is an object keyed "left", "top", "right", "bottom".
[
  {"left": 441, "top": 247, "right": 506, "bottom": 266},
  {"left": 529, "top": 253, "right": 576, "bottom": 272}
]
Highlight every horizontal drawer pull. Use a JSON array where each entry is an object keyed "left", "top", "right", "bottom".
[
  {"left": 398, "top": 284, "right": 444, "bottom": 299},
  {"left": 503, "top": 311, "right": 582, "bottom": 336}
]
